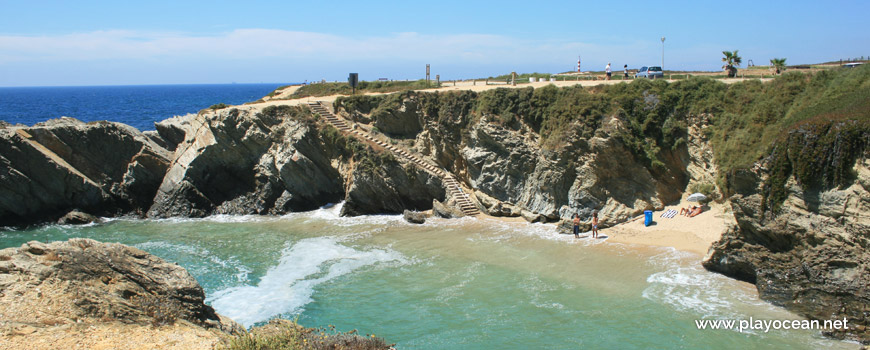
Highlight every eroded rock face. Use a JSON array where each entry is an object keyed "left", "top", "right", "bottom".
[
  {"left": 372, "top": 98, "right": 423, "bottom": 138},
  {"left": 147, "top": 108, "right": 345, "bottom": 218},
  {"left": 148, "top": 106, "right": 445, "bottom": 219},
  {"left": 0, "top": 239, "right": 241, "bottom": 334},
  {"left": 337, "top": 92, "right": 693, "bottom": 224},
  {"left": 0, "top": 118, "right": 170, "bottom": 226},
  {"left": 340, "top": 164, "right": 445, "bottom": 216},
  {"left": 704, "top": 159, "right": 870, "bottom": 343}
]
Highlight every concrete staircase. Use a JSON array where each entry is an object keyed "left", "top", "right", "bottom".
[{"left": 307, "top": 101, "right": 480, "bottom": 216}]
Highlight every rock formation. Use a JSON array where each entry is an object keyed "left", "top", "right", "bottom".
[
  {"left": 0, "top": 239, "right": 241, "bottom": 349},
  {"left": 403, "top": 210, "right": 427, "bottom": 224},
  {"left": 335, "top": 90, "right": 693, "bottom": 225},
  {"left": 704, "top": 123, "right": 870, "bottom": 343},
  {"left": 146, "top": 106, "right": 445, "bottom": 219},
  {"left": 0, "top": 118, "right": 170, "bottom": 226}
]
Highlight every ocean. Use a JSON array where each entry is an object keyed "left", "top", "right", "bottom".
[
  {"left": 0, "top": 203, "right": 856, "bottom": 349},
  {"left": 0, "top": 84, "right": 287, "bottom": 131}
]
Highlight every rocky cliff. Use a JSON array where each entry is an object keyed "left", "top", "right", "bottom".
[
  {"left": 0, "top": 105, "right": 447, "bottom": 226},
  {"left": 0, "top": 238, "right": 241, "bottom": 349},
  {"left": 0, "top": 118, "right": 171, "bottom": 226},
  {"left": 334, "top": 90, "right": 703, "bottom": 225},
  {"left": 146, "top": 105, "right": 445, "bottom": 218},
  {"left": 704, "top": 121, "right": 870, "bottom": 343}
]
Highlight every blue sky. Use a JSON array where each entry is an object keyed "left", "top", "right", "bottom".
[{"left": 1, "top": 0, "right": 868, "bottom": 86}]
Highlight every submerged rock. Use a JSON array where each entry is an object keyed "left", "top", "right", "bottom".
[
  {"left": 432, "top": 199, "right": 465, "bottom": 219},
  {"left": 403, "top": 210, "right": 427, "bottom": 224},
  {"left": 57, "top": 210, "right": 101, "bottom": 225}
]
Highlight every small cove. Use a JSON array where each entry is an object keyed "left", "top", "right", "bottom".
[{"left": 0, "top": 204, "right": 857, "bottom": 349}]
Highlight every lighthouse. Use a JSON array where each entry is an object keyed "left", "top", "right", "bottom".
[{"left": 577, "top": 56, "right": 581, "bottom": 73}]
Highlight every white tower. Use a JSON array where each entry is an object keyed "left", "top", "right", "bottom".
[{"left": 577, "top": 56, "right": 581, "bottom": 73}]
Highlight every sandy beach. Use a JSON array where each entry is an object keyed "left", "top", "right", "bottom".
[{"left": 605, "top": 198, "right": 733, "bottom": 256}]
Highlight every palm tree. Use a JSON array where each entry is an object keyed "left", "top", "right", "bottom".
[
  {"left": 770, "top": 58, "right": 787, "bottom": 75},
  {"left": 722, "top": 50, "right": 742, "bottom": 78}
]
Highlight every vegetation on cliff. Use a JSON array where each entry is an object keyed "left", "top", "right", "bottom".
[
  {"left": 287, "top": 79, "right": 438, "bottom": 99},
  {"left": 223, "top": 319, "right": 392, "bottom": 350},
  {"left": 334, "top": 65, "right": 869, "bottom": 197}
]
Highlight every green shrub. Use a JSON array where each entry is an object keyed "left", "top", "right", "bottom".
[{"left": 221, "top": 320, "right": 392, "bottom": 350}]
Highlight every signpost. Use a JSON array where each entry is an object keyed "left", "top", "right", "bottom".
[{"left": 348, "top": 73, "right": 358, "bottom": 94}]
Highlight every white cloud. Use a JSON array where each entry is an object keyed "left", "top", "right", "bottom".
[
  {"left": 0, "top": 29, "right": 735, "bottom": 85},
  {"left": 0, "top": 29, "right": 666, "bottom": 65}
]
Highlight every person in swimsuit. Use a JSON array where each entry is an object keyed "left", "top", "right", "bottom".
[
  {"left": 572, "top": 214, "right": 581, "bottom": 238},
  {"left": 591, "top": 211, "right": 599, "bottom": 238}
]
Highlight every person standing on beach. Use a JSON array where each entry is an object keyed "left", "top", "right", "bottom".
[
  {"left": 624, "top": 64, "right": 629, "bottom": 79},
  {"left": 572, "top": 214, "right": 581, "bottom": 238},
  {"left": 591, "top": 211, "right": 600, "bottom": 238},
  {"left": 605, "top": 63, "right": 612, "bottom": 80}
]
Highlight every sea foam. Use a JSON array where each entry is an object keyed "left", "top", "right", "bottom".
[{"left": 208, "top": 236, "right": 407, "bottom": 327}]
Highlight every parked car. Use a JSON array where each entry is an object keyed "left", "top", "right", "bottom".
[{"left": 635, "top": 66, "right": 664, "bottom": 79}]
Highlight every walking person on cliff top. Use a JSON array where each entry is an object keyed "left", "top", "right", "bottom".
[{"left": 605, "top": 63, "right": 612, "bottom": 80}]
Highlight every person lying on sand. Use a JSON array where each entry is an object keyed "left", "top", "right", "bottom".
[
  {"left": 689, "top": 206, "right": 703, "bottom": 218},
  {"left": 680, "top": 206, "right": 695, "bottom": 216}
]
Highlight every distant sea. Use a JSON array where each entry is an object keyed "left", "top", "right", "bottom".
[{"left": 0, "top": 84, "right": 288, "bottom": 131}]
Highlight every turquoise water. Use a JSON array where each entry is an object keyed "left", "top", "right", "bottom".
[{"left": 0, "top": 204, "right": 858, "bottom": 349}]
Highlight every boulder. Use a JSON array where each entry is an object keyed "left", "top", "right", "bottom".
[
  {"left": 403, "top": 210, "right": 427, "bottom": 224},
  {"left": 520, "top": 209, "right": 546, "bottom": 223},
  {"left": 432, "top": 199, "right": 465, "bottom": 219},
  {"left": 57, "top": 210, "right": 101, "bottom": 225}
]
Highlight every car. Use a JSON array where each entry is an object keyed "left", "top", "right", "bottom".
[{"left": 635, "top": 66, "right": 664, "bottom": 79}]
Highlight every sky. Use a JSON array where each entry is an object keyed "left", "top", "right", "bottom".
[{"left": 1, "top": 0, "right": 868, "bottom": 86}]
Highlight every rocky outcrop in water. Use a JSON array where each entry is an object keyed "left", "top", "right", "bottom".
[
  {"left": 0, "top": 118, "right": 171, "bottom": 226},
  {"left": 146, "top": 106, "right": 445, "bottom": 218},
  {"left": 0, "top": 239, "right": 241, "bottom": 336},
  {"left": 704, "top": 123, "right": 870, "bottom": 343},
  {"left": 146, "top": 107, "right": 345, "bottom": 217}
]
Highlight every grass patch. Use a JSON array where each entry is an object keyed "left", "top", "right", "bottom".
[{"left": 290, "top": 80, "right": 439, "bottom": 99}]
